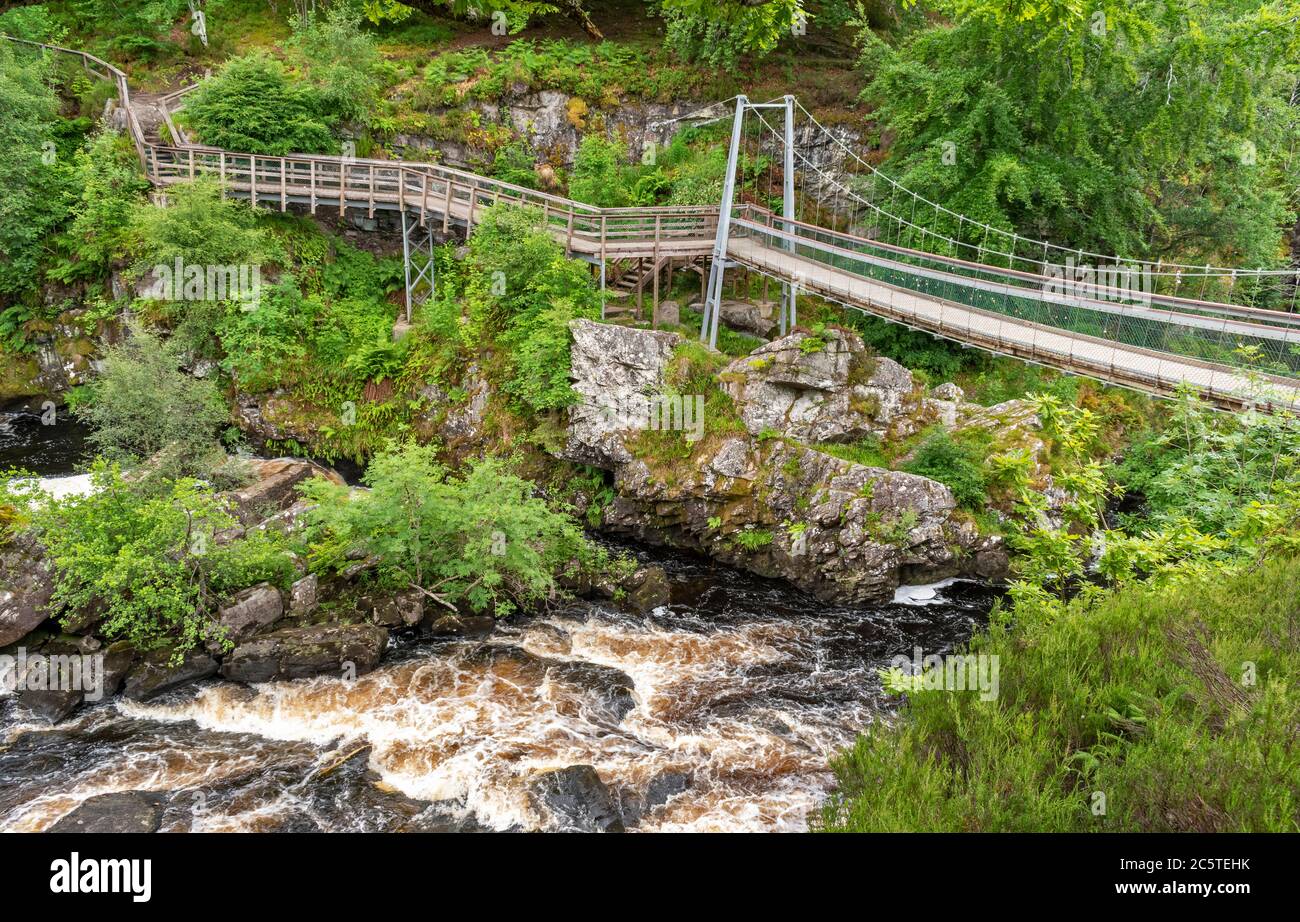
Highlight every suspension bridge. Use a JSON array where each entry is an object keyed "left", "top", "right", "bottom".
[{"left": 9, "top": 36, "right": 1300, "bottom": 412}]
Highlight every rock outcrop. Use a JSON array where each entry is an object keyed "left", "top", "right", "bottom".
[
  {"left": 220, "top": 623, "right": 389, "bottom": 684},
  {"left": 528, "top": 764, "right": 625, "bottom": 833},
  {"left": 0, "top": 533, "right": 54, "bottom": 647},
  {"left": 562, "top": 318, "right": 683, "bottom": 468},
  {"left": 562, "top": 322, "right": 1007, "bottom": 603},
  {"left": 721, "top": 328, "right": 926, "bottom": 443},
  {"left": 607, "top": 437, "right": 1003, "bottom": 603},
  {"left": 47, "top": 791, "right": 166, "bottom": 834}
]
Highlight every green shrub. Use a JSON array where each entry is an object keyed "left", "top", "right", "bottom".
[
  {"left": 29, "top": 462, "right": 294, "bottom": 659},
  {"left": 183, "top": 53, "right": 336, "bottom": 155},
  {"left": 300, "top": 441, "right": 591, "bottom": 617},
  {"left": 821, "top": 555, "right": 1300, "bottom": 832},
  {"left": 50, "top": 130, "right": 149, "bottom": 282},
  {"left": 569, "top": 135, "right": 633, "bottom": 207},
  {"left": 903, "top": 429, "right": 988, "bottom": 509},
  {"left": 288, "top": 5, "right": 383, "bottom": 127},
  {"left": 74, "top": 323, "right": 228, "bottom": 478}
]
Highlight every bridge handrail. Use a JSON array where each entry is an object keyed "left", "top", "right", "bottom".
[
  {"left": 738, "top": 204, "right": 1300, "bottom": 329},
  {"left": 2, "top": 35, "right": 147, "bottom": 167}
]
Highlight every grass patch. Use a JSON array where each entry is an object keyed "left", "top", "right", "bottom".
[{"left": 820, "top": 555, "right": 1300, "bottom": 832}]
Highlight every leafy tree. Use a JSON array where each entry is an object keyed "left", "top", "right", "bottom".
[
  {"left": 460, "top": 205, "right": 600, "bottom": 413},
  {"left": 490, "top": 140, "right": 541, "bottom": 189},
  {"left": 288, "top": 4, "right": 384, "bottom": 126},
  {"left": 0, "top": 43, "right": 70, "bottom": 298},
  {"left": 28, "top": 461, "right": 293, "bottom": 658},
  {"left": 182, "top": 52, "right": 337, "bottom": 155},
  {"left": 857, "top": 0, "right": 1298, "bottom": 268},
  {"left": 661, "top": 0, "right": 806, "bottom": 66},
  {"left": 217, "top": 277, "right": 311, "bottom": 390},
  {"left": 49, "top": 130, "right": 149, "bottom": 282},
  {"left": 74, "top": 323, "right": 229, "bottom": 478},
  {"left": 569, "top": 135, "right": 632, "bottom": 207},
  {"left": 301, "top": 441, "right": 589, "bottom": 616}
]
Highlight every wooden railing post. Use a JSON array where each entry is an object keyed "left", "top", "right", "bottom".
[{"left": 280, "top": 157, "right": 287, "bottom": 212}]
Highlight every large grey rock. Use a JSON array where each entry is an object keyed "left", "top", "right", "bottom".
[
  {"left": 363, "top": 589, "right": 424, "bottom": 628},
  {"left": 228, "top": 458, "right": 344, "bottom": 526},
  {"left": 213, "top": 583, "right": 283, "bottom": 647},
  {"left": 718, "top": 299, "right": 777, "bottom": 338},
  {"left": 123, "top": 649, "right": 220, "bottom": 701},
  {"left": 721, "top": 328, "right": 922, "bottom": 444},
  {"left": 0, "top": 534, "right": 54, "bottom": 647},
  {"left": 528, "top": 765, "right": 625, "bottom": 833},
  {"left": 288, "top": 574, "right": 318, "bottom": 616},
  {"left": 220, "top": 624, "right": 388, "bottom": 684},
  {"left": 605, "top": 437, "right": 991, "bottom": 604},
  {"left": 562, "top": 319, "right": 683, "bottom": 468},
  {"left": 47, "top": 791, "right": 165, "bottom": 833}
]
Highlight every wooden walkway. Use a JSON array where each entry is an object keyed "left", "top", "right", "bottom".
[{"left": 9, "top": 34, "right": 1300, "bottom": 411}]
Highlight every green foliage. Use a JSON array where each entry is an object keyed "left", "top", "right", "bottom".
[
  {"left": 0, "top": 42, "right": 72, "bottom": 299},
  {"left": 183, "top": 52, "right": 337, "bottom": 155},
  {"left": 132, "top": 178, "right": 272, "bottom": 271},
  {"left": 842, "top": 313, "right": 972, "bottom": 381},
  {"left": 903, "top": 429, "right": 989, "bottom": 510},
  {"left": 661, "top": 0, "right": 806, "bottom": 67},
  {"left": 489, "top": 140, "right": 540, "bottom": 189},
  {"left": 300, "top": 441, "right": 590, "bottom": 617},
  {"left": 216, "top": 277, "right": 310, "bottom": 390},
  {"left": 732, "top": 526, "right": 774, "bottom": 550},
  {"left": 49, "top": 130, "right": 149, "bottom": 282},
  {"left": 0, "top": 5, "right": 68, "bottom": 42},
  {"left": 415, "top": 39, "right": 711, "bottom": 110},
  {"left": 74, "top": 323, "right": 228, "bottom": 478},
  {"left": 815, "top": 437, "right": 888, "bottom": 469},
  {"left": 569, "top": 135, "right": 634, "bottom": 207},
  {"left": 1115, "top": 386, "right": 1300, "bottom": 536},
  {"left": 288, "top": 5, "right": 384, "bottom": 127},
  {"left": 458, "top": 205, "right": 601, "bottom": 415},
  {"left": 344, "top": 334, "right": 408, "bottom": 383},
  {"left": 27, "top": 461, "right": 293, "bottom": 659},
  {"left": 859, "top": 0, "right": 1297, "bottom": 269},
  {"left": 821, "top": 555, "right": 1300, "bottom": 831},
  {"left": 64, "top": 0, "right": 190, "bottom": 60}
]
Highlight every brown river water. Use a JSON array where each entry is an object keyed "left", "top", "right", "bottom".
[
  {"left": 0, "top": 547, "right": 996, "bottom": 832},
  {"left": 0, "top": 421, "right": 997, "bottom": 832}
]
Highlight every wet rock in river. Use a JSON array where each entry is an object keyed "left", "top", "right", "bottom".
[
  {"left": 621, "top": 770, "right": 692, "bottom": 825},
  {"left": 220, "top": 623, "right": 388, "bottom": 684},
  {"left": 528, "top": 765, "right": 625, "bottom": 833},
  {"left": 47, "top": 791, "right": 165, "bottom": 833},
  {"left": 625, "top": 565, "right": 671, "bottom": 614},
  {"left": 420, "top": 609, "right": 495, "bottom": 639},
  {"left": 0, "top": 533, "right": 54, "bottom": 648},
  {"left": 212, "top": 582, "right": 283, "bottom": 648},
  {"left": 122, "top": 648, "right": 220, "bottom": 702}
]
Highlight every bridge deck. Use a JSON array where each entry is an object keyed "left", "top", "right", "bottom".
[
  {"left": 8, "top": 34, "right": 1299, "bottom": 412},
  {"left": 728, "top": 236, "right": 1300, "bottom": 411}
]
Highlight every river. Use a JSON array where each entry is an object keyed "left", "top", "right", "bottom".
[{"left": 0, "top": 414, "right": 998, "bottom": 832}]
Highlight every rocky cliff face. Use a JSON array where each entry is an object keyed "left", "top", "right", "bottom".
[
  {"left": 563, "top": 319, "right": 1007, "bottom": 603},
  {"left": 720, "top": 326, "right": 936, "bottom": 444}
]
